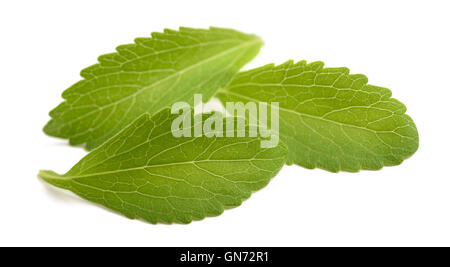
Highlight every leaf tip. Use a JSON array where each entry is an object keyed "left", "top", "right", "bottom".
[{"left": 42, "top": 118, "right": 62, "bottom": 138}]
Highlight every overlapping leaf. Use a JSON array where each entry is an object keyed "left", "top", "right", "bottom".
[
  {"left": 217, "top": 60, "right": 419, "bottom": 172},
  {"left": 44, "top": 27, "right": 263, "bottom": 150},
  {"left": 39, "top": 109, "right": 287, "bottom": 224},
  {"left": 39, "top": 27, "right": 421, "bottom": 225}
]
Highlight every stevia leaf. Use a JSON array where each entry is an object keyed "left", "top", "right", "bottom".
[
  {"left": 39, "top": 109, "right": 287, "bottom": 224},
  {"left": 44, "top": 27, "right": 263, "bottom": 150},
  {"left": 217, "top": 60, "right": 419, "bottom": 172}
]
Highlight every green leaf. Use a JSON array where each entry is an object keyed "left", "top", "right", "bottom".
[
  {"left": 217, "top": 60, "right": 419, "bottom": 172},
  {"left": 39, "top": 109, "right": 287, "bottom": 224},
  {"left": 44, "top": 27, "right": 263, "bottom": 150}
]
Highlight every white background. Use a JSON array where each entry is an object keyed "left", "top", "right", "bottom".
[{"left": 1, "top": 0, "right": 449, "bottom": 247}]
